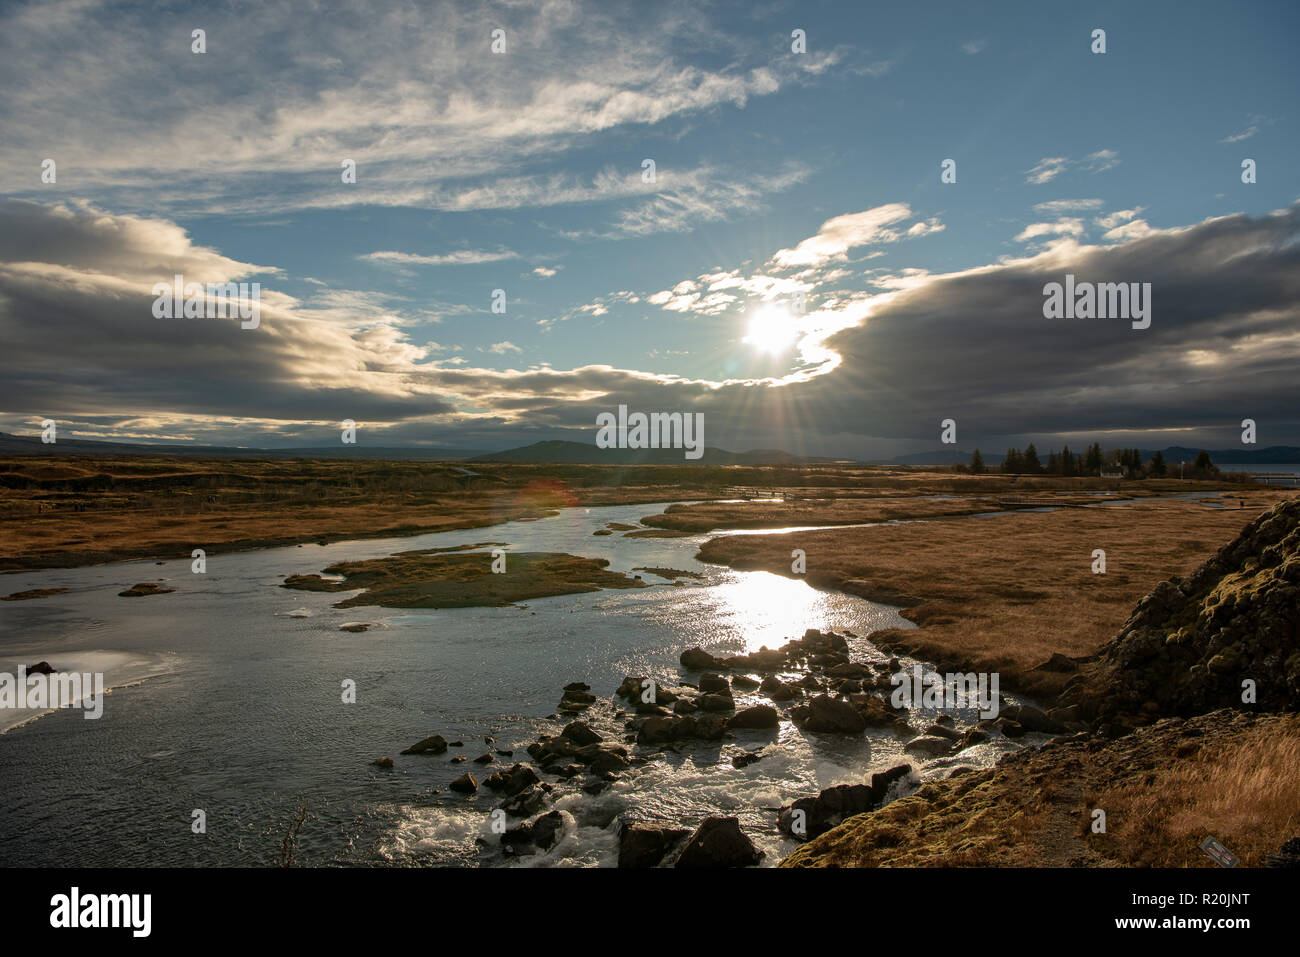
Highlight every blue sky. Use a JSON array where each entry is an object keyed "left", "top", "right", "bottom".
[{"left": 1, "top": 0, "right": 1297, "bottom": 456}]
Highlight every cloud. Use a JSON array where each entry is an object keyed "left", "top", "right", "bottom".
[
  {"left": 361, "top": 249, "right": 519, "bottom": 267},
  {"left": 487, "top": 341, "right": 523, "bottom": 355},
  {"left": 3, "top": 198, "right": 1299, "bottom": 453},
  {"left": 1025, "top": 157, "right": 1070, "bottom": 184},
  {"left": 1221, "top": 115, "right": 1274, "bottom": 143},
  {"left": 0, "top": 0, "right": 829, "bottom": 221},
  {"left": 1100, "top": 219, "right": 1155, "bottom": 242},
  {"left": 532, "top": 266, "right": 560, "bottom": 278},
  {"left": 1084, "top": 149, "right": 1121, "bottom": 172},
  {"left": 1033, "top": 199, "right": 1104, "bottom": 214},
  {"left": 767, "top": 203, "right": 922, "bottom": 270},
  {"left": 1095, "top": 207, "right": 1146, "bottom": 229},
  {"left": 1014, "top": 218, "right": 1086, "bottom": 242},
  {"left": 961, "top": 39, "right": 987, "bottom": 54},
  {"left": 1025, "top": 152, "right": 1120, "bottom": 184}
]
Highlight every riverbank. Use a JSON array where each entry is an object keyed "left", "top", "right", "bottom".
[
  {"left": 694, "top": 491, "right": 1297, "bottom": 704},
  {"left": 782, "top": 709, "right": 1300, "bottom": 867},
  {"left": 781, "top": 497, "right": 1300, "bottom": 867}
]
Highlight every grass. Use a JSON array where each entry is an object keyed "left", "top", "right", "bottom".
[
  {"left": 696, "top": 492, "right": 1297, "bottom": 703},
  {"left": 282, "top": 550, "right": 650, "bottom": 608},
  {"left": 1086, "top": 721, "right": 1300, "bottom": 867},
  {"left": 783, "top": 712, "right": 1300, "bottom": 867}
]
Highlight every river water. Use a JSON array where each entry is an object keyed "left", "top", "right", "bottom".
[{"left": 0, "top": 501, "right": 1039, "bottom": 867}]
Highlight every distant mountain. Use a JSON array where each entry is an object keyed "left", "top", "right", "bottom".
[
  {"left": 0, "top": 432, "right": 484, "bottom": 460},
  {"left": 889, "top": 449, "right": 976, "bottom": 466},
  {"left": 469, "top": 440, "right": 846, "bottom": 466}
]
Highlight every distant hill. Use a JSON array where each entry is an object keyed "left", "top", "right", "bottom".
[
  {"left": 0, "top": 432, "right": 484, "bottom": 460},
  {"left": 889, "top": 449, "right": 976, "bottom": 466},
  {"left": 469, "top": 440, "right": 847, "bottom": 466}
]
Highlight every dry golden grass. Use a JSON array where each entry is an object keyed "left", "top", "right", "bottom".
[
  {"left": 783, "top": 712, "right": 1299, "bottom": 868},
  {"left": 0, "top": 454, "right": 778, "bottom": 570},
  {"left": 698, "top": 492, "right": 1298, "bottom": 702},
  {"left": 1088, "top": 721, "right": 1300, "bottom": 867}
]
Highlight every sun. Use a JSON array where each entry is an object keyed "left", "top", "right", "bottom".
[{"left": 743, "top": 304, "right": 799, "bottom": 354}]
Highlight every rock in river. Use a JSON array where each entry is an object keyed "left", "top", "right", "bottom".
[
  {"left": 674, "top": 817, "right": 763, "bottom": 868},
  {"left": 400, "top": 734, "right": 448, "bottom": 755}
]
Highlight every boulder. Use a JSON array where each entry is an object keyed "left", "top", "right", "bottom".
[
  {"left": 924, "top": 723, "right": 963, "bottom": 742},
  {"left": 791, "top": 694, "right": 867, "bottom": 734},
  {"left": 697, "top": 693, "right": 736, "bottom": 713},
  {"left": 500, "top": 785, "right": 546, "bottom": 817},
  {"left": 449, "top": 773, "right": 477, "bottom": 794},
  {"left": 618, "top": 820, "right": 691, "bottom": 868},
  {"left": 673, "top": 817, "right": 762, "bottom": 868},
  {"left": 698, "top": 673, "right": 731, "bottom": 694},
  {"left": 1002, "top": 704, "right": 1065, "bottom": 734},
  {"left": 869, "top": 764, "right": 913, "bottom": 803},
  {"left": 904, "top": 735, "right": 954, "bottom": 758},
  {"left": 562, "top": 721, "right": 602, "bottom": 746},
  {"left": 400, "top": 734, "right": 448, "bottom": 756},
  {"left": 559, "top": 689, "right": 596, "bottom": 711},
  {"left": 680, "top": 647, "right": 721, "bottom": 671},
  {"left": 371, "top": 757, "right": 394, "bottom": 768},
  {"left": 727, "top": 705, "right": 780, "bottom": 730}
]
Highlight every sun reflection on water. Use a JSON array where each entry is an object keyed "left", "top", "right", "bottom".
[{"left": 706, "top": 571, "right": 839, "bottom": 653}]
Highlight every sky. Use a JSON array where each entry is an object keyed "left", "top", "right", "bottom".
[{"left": 1, "top": 0, "right": 1297, "bottom": 459}]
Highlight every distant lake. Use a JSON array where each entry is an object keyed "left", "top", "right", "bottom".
[{"left": 1230, "top": 464, "right": 1300, "bottom": 479}]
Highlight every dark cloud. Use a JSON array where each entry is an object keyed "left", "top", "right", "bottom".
[{"left": 2, "top": 199, "right": 1298, "bottom": 454}]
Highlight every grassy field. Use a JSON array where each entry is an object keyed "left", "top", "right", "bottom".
[
  {"left": 3, "top": 453, "right": 1250, "bottom": 571},
  {"left": 0, "top": 454, "right": 779, "bottom": 569},
  {"left": 693, "top": 489, "right": 1298, "bottom": 703}
]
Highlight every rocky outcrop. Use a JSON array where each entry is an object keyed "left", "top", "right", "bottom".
[{"left": 1061, "top": 499, "right": 1300, "bottom": 733}]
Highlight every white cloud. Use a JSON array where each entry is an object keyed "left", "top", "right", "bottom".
[
  {"left": 1025, "top": 157, "right": 1069, "bottom": 185},
  {"left": 361, "top": 249, "right": 519, "bottom": 266},
  {"left": 1033, "top": 198, "right": 1104, "bottom": 214},
  {"left": 1101, "top": 219, "right": 1155, "bottom": 242},
  {"left": 1014, "top": 218, "right": 1086, "bottom": 242},
  {"left": 1085, "top": 149, "right": 1121, "bottom": 172},
  {"left": 768, "top": 203, "right": 918, "bottom": 270},
  {"left": 1025, "top": 152, "right": 1120, "bottom": 184},
  {"left": 1095, "top": 207, "right": 1145, "bottom": 229},
  {"left": 1221, "top": 115, "right": 1273, "bottom": 143}
]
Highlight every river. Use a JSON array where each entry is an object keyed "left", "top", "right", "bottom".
[{"left": 0, "top": 501, "right": 1041, "bottom": 867}]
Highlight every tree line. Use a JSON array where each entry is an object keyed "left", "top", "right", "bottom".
[{"left": 963, "top": 444, "right": 1219, "bottom": 478}]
